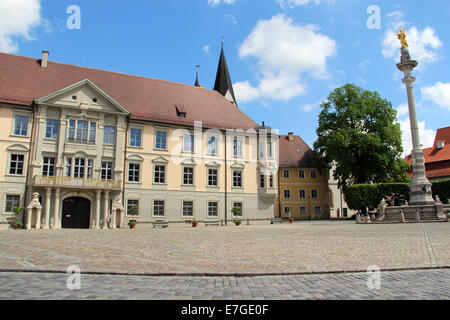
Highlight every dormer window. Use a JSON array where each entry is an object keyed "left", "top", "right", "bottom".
[{"left": 175, "top": 105, "right": 187, "bottom": 118}]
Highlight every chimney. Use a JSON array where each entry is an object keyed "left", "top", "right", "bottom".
[
  {"left": 41, "top": 50, "right": 49, "bottom": 68},
  {"left": 288, "top": 132, "right": 294, "bottom": 141}
]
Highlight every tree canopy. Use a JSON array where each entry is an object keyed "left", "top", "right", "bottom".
[{"left": 313, "top": 84, "right": 410, "bottom": 188}]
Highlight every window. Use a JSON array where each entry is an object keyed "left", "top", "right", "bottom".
[
  {"left": 315, "top": 206, "right": 321, "bottom": 214},
  {"left": 268, "top": 142, "right": 273, "bottom": 158},
  {"left": 233, "top": 137, "right": 242, "bottom": 157},
  {"left": 259, "top": 142, "right": 265, "bottom": 159},
  {"left": 283, "top": 170, "right": 290, "bottom": 179},
  {"left": 9, "top": 154, "right": 24, "bottom": 175},
  {"left": 311, "top": 190, "right": 318, "bottom": 199},
  {"left": 130, "top": 128, "right": 142, "bottom": 147},
  {"left": 45, "top": 120, "right": 59, "bottom": 139},
  {"left": 183, "top": 167, "right": 194, "bottom": 185},
  {"left": 233, "top": 170, "right": 242, "bottom": 188},
  {"left": 207, "top": 136, "right": 217, "bottom": 155},
  {"left": 284, "top": 190, "right": 291, "bottom": 199},
  {"left": 128, "top": 163, "right": 140, "bottom": 182},
  {"left": 154, "top": 200, "right": 165, "bottom": 216},
  {"left": 208, "top": 169, "right": 218, "bottom": 187},
  {"left": 182, "top": 201, "right": 194, "bottom": 217},
  {"left": 311, "top": 170, "right": 317, "bottom": 179},
  {"left": 300, "top": 207, "right": 307, "bottom": 214},
  {"left": 269, "top": 174, "right": 274, "bottom": 188},
  {"left": 154, "top": 165, "right": 166, "bottom": 184},
  {"left": 343, "top": 208, "right": 348, "bottom": 217},
  {"left": 74, "top": 158, "right": 86, "bottom": 178},
  {"left": 259, "top": 174, "right": 265, "bottom": 188},
  {"left": 284, "top": 206, "right": 291, "bottom": 215},
  {"left": 101, "top": 161, "right": 113, "bottom": 180},
  {"left": 208, "top": 202, "right": 218, "bottom": 217},
  {"left": 14, "top": 116, "right": 28, "bottom": 136},
  {"left": 127, "top": 200, "right": 139, "bottom": 216},
  {"left": 155, "top": 131, "right": 167, "bottom": 150},
  {"left": 183, "top": 134, "right": 194, "bottom": 153},
  {"left": 65, "top": 158, "right": 72, "bottom": 177},
  {"left": 299, "top": 170, "right": 305, "bottom": 179},
  {"left": 42, "top": 157, "right": 56, "bottom": 177},
  {"left": 103, "top": 126, "right": 116, "bottom": 145},
  {"left": 5, "top": 195, "right": 20, "bottom": 213},
  {"left": 299, "top": 190, "right": 306, "bottom": 199},
  {"left": 233, "top": 202, "right": 243, "bottom": 217},
  {"left": 68, "top": 120, "right": 96, "bottom": 143}
]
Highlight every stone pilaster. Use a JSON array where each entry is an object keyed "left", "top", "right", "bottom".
[
  {"left": 56, "top": 109, "right": 69, "bottom": 176},
  {"left": 103, "top": 191, "right": 110, "bottom": 229},
  {"left": 95, "top": 191, "right": 101, "bottom": 229},
  {"left": 43, "top": 188, "right": 52, "bottom": 229},
  {"left": 114, "top": 116, "right": 126, "bottom": 181},
  {"left": 52, "top": 188, "right": 61, "bottom": 229}
]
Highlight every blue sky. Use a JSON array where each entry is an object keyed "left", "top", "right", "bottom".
[{"left": 1, "top": 0, "right": 449, "bottom": 155}]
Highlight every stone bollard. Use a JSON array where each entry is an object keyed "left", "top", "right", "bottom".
[
  {"left": 356, "top": 214, "right": 361, "bottom": 224},
  {"left": 400, "top": 209, "right": 406, "bottom": 223},
  {"left": 414, "top": 210, "right": 421, "bottom": 223}
]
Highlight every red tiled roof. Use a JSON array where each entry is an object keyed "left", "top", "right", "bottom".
[
  {"left": 279, "top": 134, "right": 316, "bottom": 168},
  {"left": 0, "top": 52, "right": 257, "bottom": 130},
  {"left": 434, "top": 126, "right": 450, "bottom": 145}
]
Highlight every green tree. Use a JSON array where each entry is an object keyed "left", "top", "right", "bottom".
[{"left": 314, "top": 84, "right": 410, "bottom": 189}]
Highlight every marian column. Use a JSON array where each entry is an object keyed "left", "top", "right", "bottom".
[{"left": 396, "top": 29, "right": 434, "bottom": 206}]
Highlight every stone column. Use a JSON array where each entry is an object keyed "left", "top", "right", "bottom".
[
  {"left": 52, "top": 188, "right": 61, "bottom": 229},
  {"left": 103, "top": 191, "right": 110, "bottom": 229},
  {"left": 397, "top": 48, "right": 434, "bottom": 206},
  {"left": 95, "top": 190, "right": 101, "bottom": 229},
  {"left": 43, "top": 188, "right": 52, "bottom": 229},
  {"left": 35, "top": 208, "right": 42, "bottom": 230},
  {"left": 25, "top": 208, "right": 32, "bottom": 230}
]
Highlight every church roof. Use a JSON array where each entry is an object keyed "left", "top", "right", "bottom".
[{"left": 0, "top": 52, "right": 256, "bottom": 130}]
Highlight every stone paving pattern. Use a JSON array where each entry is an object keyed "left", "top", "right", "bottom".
[
  {"left": 0, "top": 221, "right": 448, "bottom": 275},
  {"left": 0, "top": 269, "right": 449, "bottom": 300}
]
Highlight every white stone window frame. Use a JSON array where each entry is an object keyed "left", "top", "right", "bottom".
[
  {"left": 206, "top": 161, "right": 220, "bottom": 188},
  {"left": 182, "top": 132, "right": 195, "bottom": 154},
  {"left": 3, "top": 194, "right": 21, "bottom": 215},
  {"left": 126, "top": 199, "right": 140, "bottom": 217},
  {"left": 207, "top": 200, "right": 220, "bottom": 218},
  {"left": 128, "top": 125, "right": 144, "bottom": 149},
  {"left": 232, "top": 136, "right": 244, "bottom": 159},
  {"left": 42, "top": 155, "right": 57, "bottom": 177},
  {"left": 7, "top": 145, "right": 28, "bottom": 177},
  {"left": 103, "top": 125, "right": 116, "bottom": 146},
  {"left": 152, "top": 157, "right": 168, "bottom": 186},
  {"left": 232, "top": 169, "right": 244, "bottom": 189},
  {"left": 11, "top": 111, "right": 31, "bottom": 138},
  {"left": 152, "top": 199, "right": 166, "bottom": 218},
  {"left": 181, "top": 199, "right": 195, "bottom": 219},
  {"left": 67, "top": 119, "right": 97, "bottom": 144},
  {"left": 299, "top": 189, "right": 306, "bottom": 199},
  {"left": 206, "top": 135, "right": 219, "bottom": 156},
  {"left": 44, "top": 119, "right": 60, "bottom": 140},
  {"left": 154, "top": 126, "right": 169, "bottom": 151},
  {"left": 182, "top": 165, "right": 195, "bottom": 186},
  {"left": 126, "top": 154, "right": 144, "bottom": 184}
]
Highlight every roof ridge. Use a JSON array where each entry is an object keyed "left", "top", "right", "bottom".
[{"left": 0, "top": 52, "right": 214, "bottom": 93}]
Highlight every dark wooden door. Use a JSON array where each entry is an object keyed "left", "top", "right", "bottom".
[{"left": 62, "top": 197, "right": 91, "bottom": 229}]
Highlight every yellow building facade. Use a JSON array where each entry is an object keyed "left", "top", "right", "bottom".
[{"left": 275, "top": 133, "right": 330, "bottom": 220}]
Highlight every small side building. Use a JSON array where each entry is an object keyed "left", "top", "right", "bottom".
[{"left": 275, "top": 133, "right": 330, "bottom": 220}]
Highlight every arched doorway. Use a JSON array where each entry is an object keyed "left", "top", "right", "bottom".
[{"left": 62, "top": 197, "right": 91, "bottom": 229}]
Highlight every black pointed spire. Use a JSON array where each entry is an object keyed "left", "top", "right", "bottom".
[
  {"left": 214, "top": 41, "right": 237, "bottom": 106},
  {"left": 194, "top": 65, "right": 200, "bottom": 87}
]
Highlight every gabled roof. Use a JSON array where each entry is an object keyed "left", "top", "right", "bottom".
[
  {"left": 279, "top": 134, "right": 317, "bottom": 168},
  {"left": 213, "top": 45, "right": 237, "bottom": 106},
  {"left": 0, "top": 52, "right": 256, "bottom": 130},
  {"left": 434, "top": 126, "right": 450, "bottom": 145}
]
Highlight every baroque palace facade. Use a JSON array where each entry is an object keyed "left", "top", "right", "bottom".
[{"left": 0, "top": 48, "right": 278, "bottom": 229}]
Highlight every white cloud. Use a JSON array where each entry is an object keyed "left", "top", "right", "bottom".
[
  {"left": 202, "top": 44, "right": 210, "bottom": 54},
  {"left": 234, "top": 14, "right": 336, "bottom": 103},
  {"left": 300, "top": 100, "right": 323, "bottom": 112},
  {"left": 275, "top": 0, "right": 332, "bottom": 9},
  {"left": 0, "top": 0, "right": 42, "bottom": 53},
  {"left": 421, "top": 82, "right": 450, "bottom": 110},
  {"left": 382, "top": 11, "right": 443, "bottom": 66},
  {"left": 207, "top": 0, "right": 235, "bottom": 6},
  {"left": 396, "top": 103, "right": 409, "bottom": 118},
  {"left": 398, "top": 118, "right": 435, "bottom": 157}
]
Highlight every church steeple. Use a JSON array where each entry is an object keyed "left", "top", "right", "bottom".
[
  {"left": 194, "top": 65, "right": 200, "bottom": 87},
  {"left": 214, "top": 41, "right": 237, "bottom": 106}
]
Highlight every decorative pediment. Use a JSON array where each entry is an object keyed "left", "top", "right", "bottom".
[
  {"left": 231, "top": 162, "right": 245, "bottom": 169},
  {"left": 127, "top": 154, "right": 144, "bottom": 162},
  {"left": 205, "top": 161, "right": 221, "bottom": 167},
  {"left": 181, "top": 158, "right": 197, "bottom": 165},
  {"left": 7, "top": 144, "right": 29, "bottom": 152},
  {"left": 152, "top": 156, "right": 169, "bottom": 164},
  {"left": 34, "top": 79, "right": 130, "bottom": 115}
]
